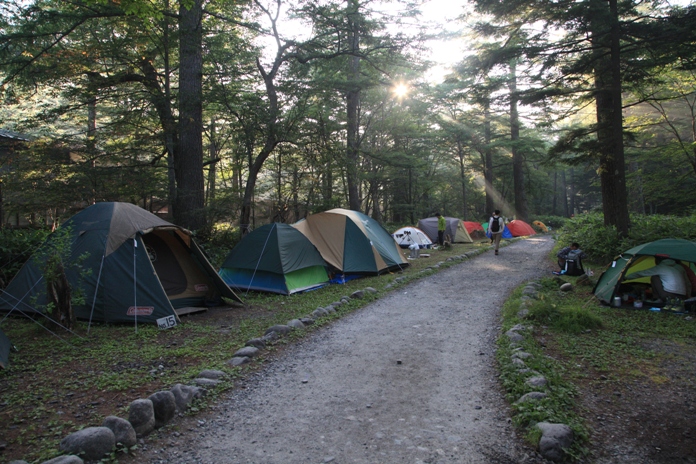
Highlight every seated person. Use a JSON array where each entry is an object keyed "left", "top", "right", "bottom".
[
  {"left": 624, "top": 256, "right": 690, "bottom": 303},
  {"left": 677, "top": 260, "right": 696, "bottom": 297},
  {"left": 555, "top": 243, "right": 587, "bottom": 275}
]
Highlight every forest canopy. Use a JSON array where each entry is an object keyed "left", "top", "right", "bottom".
[{"left": 0, "top": 0, "right": 694, "bottom": 235}]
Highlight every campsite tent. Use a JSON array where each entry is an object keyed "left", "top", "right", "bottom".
[
  {"left": 219, "top": 223, "right": 329, "bottom": 295},
  {"left": 506, "top": 220, "right": 537, "bottom": 237},
  {"left": 462, "top": 221, "right": 486, "bottom": 239},
  {"left": 0, "top": 326, "right": 10, "bottom": 369},
  {"left": 293, "top": 208, "right": 408, "bottom": 275},
  {"left": 417, "top": 217, "right": 473, "bottom": 243},
  {"left": 484, "top": 222, "right": 513, "bottom": 239},
  {"left": 593, "top": 238, "right": 696, "bottom": 304},
  {"left": 532, "top": 220, "right": 549, "bottom": 233},
  {"left": 0, "top": 202, "right": 241, "bottom": 324},
  {"left": 392, "top": 227, "right": 433, "bottom": 249}
]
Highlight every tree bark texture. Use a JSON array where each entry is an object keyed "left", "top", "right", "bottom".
[{"left": 175, "top": 0, "right": 206, "bottom": 232}]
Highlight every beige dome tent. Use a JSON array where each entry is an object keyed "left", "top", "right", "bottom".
[{"left": 417, "top": 216, "right": 473, "bottom": 243}]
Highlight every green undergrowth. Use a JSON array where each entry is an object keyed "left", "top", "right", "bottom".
[
  {"left": 0, "top": 239, "right": 502, "bottom": 463},
  {"left": 498, "top": 273, "right": 696, "bottom": 461}
]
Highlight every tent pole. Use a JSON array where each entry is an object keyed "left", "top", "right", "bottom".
[
  {"left": 133, "top": 237, "right": 138, "bottom": 333},
  {"left": 87, "top": 254, "right": 106, "bottom": 335},
  {"left": 245, "top": 223, "right": 276, "bottom": 297}
]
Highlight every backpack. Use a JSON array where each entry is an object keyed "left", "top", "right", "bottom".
[
  {"left": 564, "top": 257, "right": 585, "bottom": 276},
  {"left": 490, "top": 216, "right": 500, "bottom": 233}
]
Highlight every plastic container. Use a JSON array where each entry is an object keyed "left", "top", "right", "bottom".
[
  {"left": 633, "top": 301, "right": 643, "bottom": 308},
  {"left": 613, "top": 296, "right": 622, "bottom": 307}
]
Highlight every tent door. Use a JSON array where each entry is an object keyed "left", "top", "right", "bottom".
[{"left": 142, "top": 232, "right": 188, "bottom": 296}]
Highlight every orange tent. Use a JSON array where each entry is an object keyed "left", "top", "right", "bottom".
[
  {"left": 532, "top": 220, "right": 549, "bottom": 232},
  {"left": 462, "top": 221, "right": 486, "bottom": 239},
  {"left": 506, "top": 220, "right": 537, "bottom": 237}
]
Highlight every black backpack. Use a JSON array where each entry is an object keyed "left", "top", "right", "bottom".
[{"left": 491, "top": 216, "right": 500, "bottom": 233}]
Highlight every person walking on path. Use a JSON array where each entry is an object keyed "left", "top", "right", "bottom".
[
  {"left": 489, "top": 209, "right": 505, "bottom": 255},
  {"left": 437, "top": 212, "right": 446, "bottom": 246}
]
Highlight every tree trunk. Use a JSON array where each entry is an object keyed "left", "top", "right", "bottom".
[
  {"left": 346, "top": 0, "right": 361, "bottom": 211},
  {"left": 593, "top": 0, "right": 630, "bottom": 236},
  {"left": 175, "top": 0, "right": 206, "bottom": 231},
  {"left": 484, "top": 98, "right": 494, "bottom": 215},
  {"left": 239, "top": 66, "right": 280, "bottom": 233},
  {"left": 509, "top": 61, "right": 528, "bottom": 221},
  {"left": 457, "top": 138, "right": 468, "bottom": 220}
]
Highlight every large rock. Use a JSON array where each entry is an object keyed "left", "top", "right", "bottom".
[
  {"left": 198, "top": 369, "right": 226, "bottom": 380},
  {"left": 170, "top": 384, "right": 204, "bottom": 412},
  {"left": 245, "top": 338, "right": 266, "bottom": 349},
  {"left": 515, "top": 392, "right": 548, "bottom": 404},
  {"left": 41, "top": 456, "right": 83, "bottom": 464},
  {"left": 128, "top": 398, "right": 155, "bottom": 437},
  {"left": 193, "top": 377, "right": 220, "bottom": 387},
  {"left": 227, "top": 356, "right": 250, "bottom": 367},
  {"left": 264, "top": 325, "right": 291, "bottom": 336},
  {"left": 526, "top": 376, "right": 548, "bottom": 388},
  {"left": 148, "top": 391, "right": 177, "bottom": 428},
  {"left": 102, "top": 415, "right": 137, "bottom": 448},
  {"left": 536, "top": 422, "right": 574, "bottom": 462},
  {"left": 234, "top": 346, "right": 260, "bottom": 358},
  {"left": 287, "top": 319, "right": 305, "bottom": 329},
  {"left": 59, "top": 426, "right": 115, "bottom": 461}
]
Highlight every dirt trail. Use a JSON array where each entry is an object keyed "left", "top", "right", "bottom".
[{"left": 136, "top": 236, "right": 555, "bottom": 464}]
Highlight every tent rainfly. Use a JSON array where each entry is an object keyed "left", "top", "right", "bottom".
[
  {"left": 462, "top": 221, "right": 486, "bottom": 239},
  {"left": 0, "top": 202, "right": 241, "bottom": 324},
  {"left": 219, "top": 223, "right": 329, "bottom": 295},
  {"left": 593, "top": 238, "right": 696, "bottom": 305},
  {"left": 392, "top": 226, "right": 433, "bottom": 249},
  {"left": 484, "top": 222, "right": 513, "bottom": 239},
  {"left": 532, "top": 220, "right": 549, "bottom": 233},
  {"left": 0, "top": 326, "right": 10, "bottom": 369},
  {"left": 293, "top": 208, "right": 408, "bottom": 275},
  {"left": 417, "top": 217, "right": 473, "bottom": 243},
  {"left": 506, "top": 220, "right": 537, "bottom": 237}
]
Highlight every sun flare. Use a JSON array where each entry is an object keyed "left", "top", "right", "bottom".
[{"left": 393, "top": 83, "right": 409, "bottom": 98}]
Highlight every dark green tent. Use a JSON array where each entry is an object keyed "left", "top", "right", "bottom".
[
  {"left": 593, "top": 238, "right": 696, "bottom": 304},
  {"left": 0, "top": 202, "right": 241, "bottom": 325},
  {"left": 219, "top": 223, "right": 329, "bottom": 295},
  {"left": 0, "top": 326, "right": 10, "bottom": 369}
]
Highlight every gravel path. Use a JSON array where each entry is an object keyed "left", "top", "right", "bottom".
[{"left": 140, "top": 235, "right": 555, "bottom": 464}]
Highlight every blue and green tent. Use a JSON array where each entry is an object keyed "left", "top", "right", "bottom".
[
  {"left": 0, "top": 202, "right": 241, "bottom": 325},
  {"left": 219, "top": 223, "right": 329, "bottom": 295}
]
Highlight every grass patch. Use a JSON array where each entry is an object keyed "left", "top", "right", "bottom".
[{"left": 499, "top": 273, "right": 696, "bottom": 461}]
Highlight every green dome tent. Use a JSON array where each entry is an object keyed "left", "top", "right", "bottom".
[
  {"left": 0, "top": 326, "right": 10, "bottom": 369},
  {"left": 593, "top": 238, "right": 696, "bottom": 304},
  {"left": 219, "top": 223, "right": 329, "bottom": 295},
  {"left": 0, "top": 202, "right": 241, "bottom": 325},
  {"left": 293, "top": 208, "right": 408, "bottom": 275}
]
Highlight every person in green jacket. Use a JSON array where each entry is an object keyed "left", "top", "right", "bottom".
[{"left": 437, "top": 212, "right": 446, "bottom": 246}]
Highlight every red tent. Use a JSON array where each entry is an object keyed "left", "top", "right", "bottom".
[
  {"left": 462, "top": 221, "right": 486, "bottom": 239},
  {"left": 507, "top": 220, "right": 536, "bottom": 236}
]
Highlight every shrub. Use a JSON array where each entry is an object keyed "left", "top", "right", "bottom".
[
  {"left": 555, "top": 212, "right": 696, "bottom": 263},
  {"left": 0, "top": 228, "right": 50, "bottom": 288}
]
